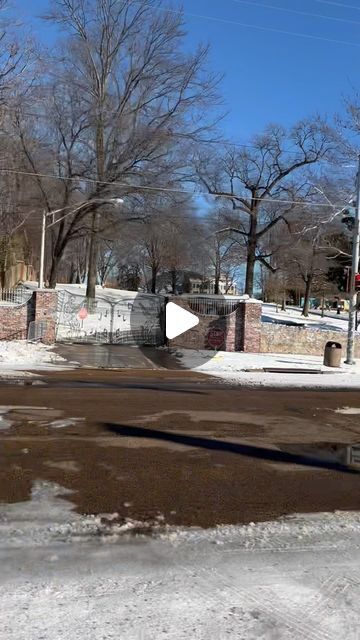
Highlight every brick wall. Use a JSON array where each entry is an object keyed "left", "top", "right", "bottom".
[
  {"left": 0, "top": 289, "right": 58, "bottom": 344},
  {"left": 261, "top": 323, "right": 360, "bottom": 357},
  {"left": 0, "top": 301, "right": 34, "bottom": 340},
  {"left": 241, "top": 301, "right": 262, "bottom": 352},
  {"left": 33, "top": 290, "right": 58, "bottom": 344},
  {"left": 168, "top": 298, "right": 262, "bottom": 352}
]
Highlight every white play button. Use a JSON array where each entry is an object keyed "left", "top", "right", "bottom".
[{"left": 166, "top": 302, "right": 199, "bottom": 340}]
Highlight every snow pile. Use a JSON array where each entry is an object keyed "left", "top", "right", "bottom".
[{"left": 0, "top": 341, "right": 65, "bottom": 371}]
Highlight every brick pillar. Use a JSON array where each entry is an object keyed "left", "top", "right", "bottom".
[
  {"left": 33, "top": 290, "right": 58, "bottom": 344},
  {"left": 238, "top": 300, "right": 262, "bottom": 352}
]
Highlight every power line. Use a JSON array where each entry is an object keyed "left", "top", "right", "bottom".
[
  {"left": 314, "top": 0, "right": 360, "bottom": 10},
  {"left": 227, "top": 0, "right": 360, "bottom": 26},
  {"left": 152, "top": 4, "right": 360, "bottom": 48},
  {"left": 0, "top": 166, "right": 345, "bottom": 208}
]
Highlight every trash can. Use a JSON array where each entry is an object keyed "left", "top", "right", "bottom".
[{"left": 323, "top": 341, "right": 342, "bottom": 368}]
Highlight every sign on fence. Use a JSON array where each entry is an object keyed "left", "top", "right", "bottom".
[{"left": 207, "top": 328, "right": 225, "bottom": 349}]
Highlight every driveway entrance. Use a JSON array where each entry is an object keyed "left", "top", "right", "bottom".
[{"left": 56, "top": 343, "right": 183, "bottom": 369}]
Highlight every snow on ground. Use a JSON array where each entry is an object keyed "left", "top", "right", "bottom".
[
  {"left": 1, "top": 480, "right": 360, "bottom": 639},
  {"left": 262, "top": 303, "right": 353, "bottom": 332},
  {"left": 23, "top": 281, "right": 154, "bottom": 302},
  {"left": 0, "top": 340, "right": 66, "bottom": 374},
  {"left": 175, "top": 348, "right": 360, "bottom": 389}
]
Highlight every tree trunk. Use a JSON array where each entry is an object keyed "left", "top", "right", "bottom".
[
  {"left": 87, "top": 108, "right": 105, "bottom": 299},
  {"left": 170, "top": 268, "right": 177, "bottom": 294},
  {"left": 245, "top": 244, "right": 256, "bottom": 296},
  {"left": 49, "top": 254, "right": 62, "bottom": 289},
  {"left": 245, "top": 214, "right": 257, "bottom": 296},
  {"left": 48, "top": 219, "right": 68, "bottom": 289},
  {"left": 302, "top": 275, "right": 313, "bottom": 317},
  {"left": 214, "top": 250, "right": 220, "bottom": 295},
  {"left": 86, "top": 210, "right": 100, "bottom": 299},
  {"left": 151, "top": 265, "right": 157, "bottom": 294},
  {"left": 281, "top": 291, "right": 286, "bottom": 312},
  {"left": 69, "top": 261, "right": 77, "bottom": 284}
]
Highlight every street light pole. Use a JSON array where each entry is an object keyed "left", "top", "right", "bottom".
[
  {"left": 346, "top": 154, "right": 360, "bottom": 365},
  {"left": 39, "top": 210, "right": 46, "bottom": 289},
  {"left": 38, "top": 198, "right": 123, "bottom": 290}
]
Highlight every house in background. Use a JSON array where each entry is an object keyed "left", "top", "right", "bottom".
[{"left": 184, "top": 272, "right": 238, "bottom": 296}]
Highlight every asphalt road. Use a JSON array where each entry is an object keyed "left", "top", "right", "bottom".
[{"left": 1, "top": 367, "right": 360, "bottom": 527}]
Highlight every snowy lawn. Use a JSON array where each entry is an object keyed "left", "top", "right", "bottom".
[
  {"left": 0, "top": 341, "right": 66, "bottom": 373},
  {"left": 262, "top": 303, "right": 353, "bottom": 332},
  {"left": 174, "top": 348, "right": 360, "bottom": 389},
  {"left": 1, "top": 481, "right": 360, "bottom": 640}
]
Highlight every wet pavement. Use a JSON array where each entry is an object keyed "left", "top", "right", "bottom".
[{"left": 1, "top": 368, "right": 360, "bottom": 527}]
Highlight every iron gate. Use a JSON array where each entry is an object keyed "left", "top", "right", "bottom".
[{"left": 56, "top": 289, "right": 165, "bottom": 345}]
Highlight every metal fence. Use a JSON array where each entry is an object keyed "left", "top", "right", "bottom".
[
  {"left": 27, "top": 320, "right": 49, "bottom": 342},
  {"left": 112, "top": 327, "right": 163, "bottom": 346},
  {"left": 0, "top": 286, "right": 33, "bottom": 306},
  {"left": 183, "top": 297, "right": 241, "bottom": 317}
]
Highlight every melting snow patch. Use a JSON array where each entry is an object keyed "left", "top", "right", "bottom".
[
  {"left": 335, "top": 407, "right": 360, "bottom": 415},
  {"left": 48, "top": 418, "right": 85, "bottom": 429}
]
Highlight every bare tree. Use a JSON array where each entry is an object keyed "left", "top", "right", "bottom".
[
  {"left": 202, "top": 208, "right": 245, "bottom": 294},
  {"left": 97, "top": 239, "right": 118, "bottom": 286},
  {"left": 197, "top": 120, "right": 335, "bottom": 296},
  {"left": 0, "top": 0, "right": 35, "bottom": 277},
  {"left": 43, "top": 0, "right": 220, "bottom": 298},
  {"left": 0, "top": 0, "right": 32, "bottom": 103}
]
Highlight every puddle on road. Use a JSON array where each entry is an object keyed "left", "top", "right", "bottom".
[{"left": 277, "top": 442, "right": 360, "bottom": 469}]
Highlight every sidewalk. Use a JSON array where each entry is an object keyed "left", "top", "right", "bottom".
[{"left": 176, "top": 349, "right": 360, "bottom": 389}]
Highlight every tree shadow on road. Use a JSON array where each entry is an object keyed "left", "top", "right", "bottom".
[
  {"left": 103, "top": 423, "right": 360, "bottom": 475},
  {"left": 48, "top": 381, "right": 207, "bottom": 394}
]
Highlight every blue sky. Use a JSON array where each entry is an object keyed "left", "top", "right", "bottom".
[{"left": 14, "top": 0, "right": 360, "bottom": 141}]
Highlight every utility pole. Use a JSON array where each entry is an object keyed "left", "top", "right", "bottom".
[{"left": 346, "top": 154, "right": 360, "bottom": 365}]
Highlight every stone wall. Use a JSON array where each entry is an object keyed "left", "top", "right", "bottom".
[
  {"left": 261, "top": 323, "right": 360, "bottom": 357},
  {"left": 168, "top": 298, "right": 262, "bottom": 352},
  {"left": 0, "top": 289, "right": 58, "bottom": 344}
]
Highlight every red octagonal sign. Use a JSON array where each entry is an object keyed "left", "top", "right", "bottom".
[{"left": 207, "top": 328, "right": 225, "bottom": 349}]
